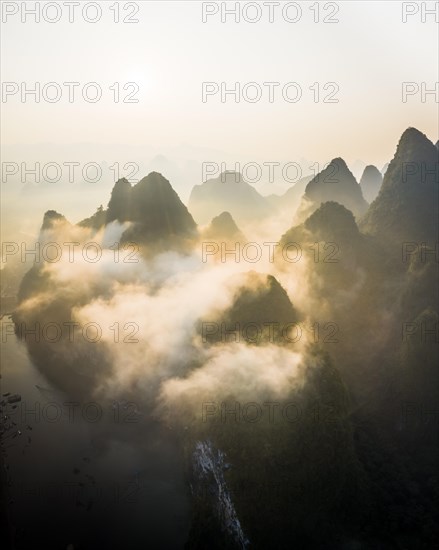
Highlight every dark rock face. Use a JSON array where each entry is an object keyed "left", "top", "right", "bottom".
[
  {"left": 41, "top": 210, "right": 68, "bottom": 231},
  {"left": 188, "top": 172, "right": 273, "bottom": 225},
  {"left": 120, "top": 172, "right": 197, "bottom": 246},
  {"left": 303, "top": 201, "right": 360, "bottom": 244},
  {"left": 78, "top": 205, "right": 107, "bottom": 229},
  {"left": 360, "top": 127, "right": 439, "bottom": 243},
  {"left": 184, "top": 350, "right": 367, "bottom": 550},
  {"left": 201, "top": 271, "right": 299, "bottom": 346},
  {"left": 78, "top": 172, "right": 197, "bottom": 250},
  {"left": 106, "top": 177, "right": 132, "bottom": 223},
  {"left": 188, "top": 440, "right": 249, "bottom": 550},
  {"left": 279, "top": 201, "right": 371, "bottom": 311},
  {"left": 359, "top": 165, "right": 383, "bottom": 203},
  {"left": 297, "top": 158, "right": 368, "bottom": 222}
]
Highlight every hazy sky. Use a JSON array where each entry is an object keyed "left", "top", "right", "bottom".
[{"left": 1, "top": 0, "right": 438, "bottom": 169}]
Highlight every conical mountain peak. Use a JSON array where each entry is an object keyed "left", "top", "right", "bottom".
[
  {"left": 202, "top": 211, "right": 246, "bottom": 243},
  {"left": 397, "top": 127, "right": 432, "bottom": 154},
  {"left": 41, "top": 210, "right": 68, "bottom": 231},
  {"left": 298, "top": 157, "right": 368, "bottom": 220},
  {"left": 360, "top": 127, "right": 438, "bottom": 242}
]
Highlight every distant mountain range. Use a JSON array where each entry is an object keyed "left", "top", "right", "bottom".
[
  {"left": 265, "top": 175, "right": 313, "bottom": 214},
  {"left": 21, "top": 127, "right": 437, "bottom": 260},
  {"left": 359, "top": 165, "right": 383, "bottom": 203},
  {"left": 188, "top": 171, "right": 274, "bottom": 225}
]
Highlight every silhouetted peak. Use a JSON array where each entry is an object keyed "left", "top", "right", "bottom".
[
  {"left": 203, "top": 211, "right": 246, "bottom": 242},
  {"left": 399, "top": 126, "right": 428, "bottom": 143},
  {"left": 360, "top": 165, "right": 382, "bottom": 181},
  {"left": 41, "top": 210, "right": 67, "bottom": 231},
  {"left": 360, "top": 127, "right": 438, "bottom": 242},
  {"left": 329, "top": 157, "right": 349, "bottom": 171},
  {"left": 118, "top": 172, "right": 197, "bottom": 247},
  {"left": 301, "top": 157, "right": 367, "bottom": 220},
  {"left": 134, "top": 171, "right": 172, "bottom": 190},
  {"left": 383, "top": 127, "right": 437, "bottom": 189},
  {"left": 203, "top": 271, "right": 298, "bottom": 345},
  {"left": 107, "top": 178, "right": 132, "bottom": 223},
  {"left": 306, "top": 158, "right": 358, "bottom": 192},
  {"left": 304, "top": 201, "right": 359, "bottom": 239},
  {"left": 130, "top": 172, "right": 190, "bottom": 216},
  {"left": 112, "top": 177, "right": 131, "bottom": 189},
  {"left": 317, "top": 157, "right": 351, "bottom": 178},
  {"left": 210, "top": 211, "right": 240, "bottom": 232},
  {"left": 396, "top": 127, "right": 434, "bottom": 157}
]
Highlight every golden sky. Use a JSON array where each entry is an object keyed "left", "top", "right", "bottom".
[{"left": 1, "top": 1, "right": 438, "bottom": 169}]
